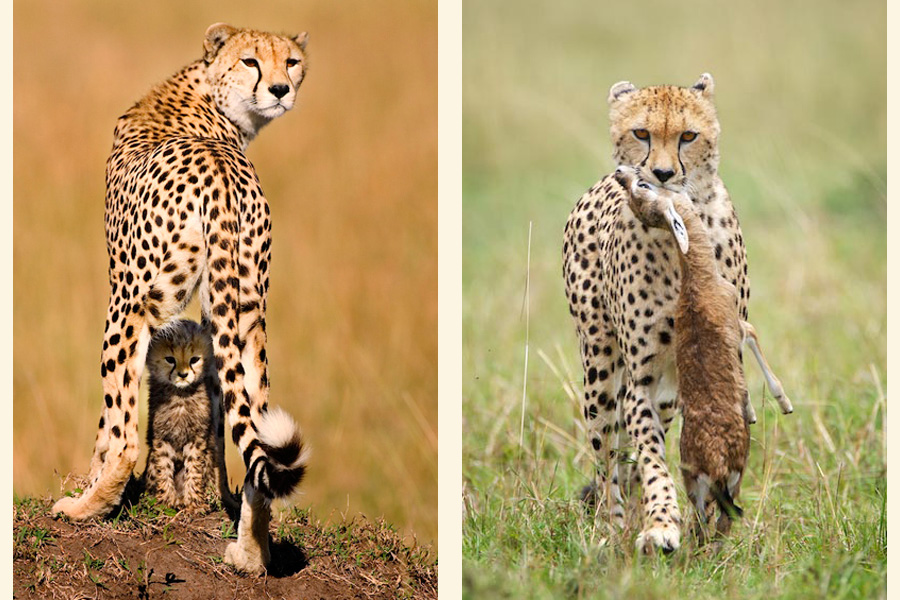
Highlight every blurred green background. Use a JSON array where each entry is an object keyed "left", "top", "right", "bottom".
[
  {"left": 14, "top": 0, "right": 437, "bottom": 546},
  {"left": 463, "top": 0, "right": 885, "bottom": 597}
]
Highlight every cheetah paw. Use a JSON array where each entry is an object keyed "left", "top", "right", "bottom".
[
  {"left": 635, "top": 523, "right": 681, "bottom": 555},
  {"left": 51, "top": 496, "right": 81, "bottom": 517},
  {"left": 224, "top": 540, "right": 268, "bottom": 576},
  {"left": 51, "top": 495, "right": 106, "bottom": 521}
]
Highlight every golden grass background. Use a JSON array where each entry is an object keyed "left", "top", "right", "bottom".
[{"left": 13, "top": 0, "right": 437, "bottom": 545}]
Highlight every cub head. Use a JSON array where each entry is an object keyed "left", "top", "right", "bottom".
[
  {"left": 203, "top": 23, "right": 309, "bottom": 139},
  {"left": 147, "top": 320, "right": 213, "bottom": 389},
  {"left": 608, "top": 73, "right": 720, "bottom": 189}
]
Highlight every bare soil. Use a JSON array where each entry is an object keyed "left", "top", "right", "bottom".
[{"left": 14, "top": 494, "right": 436, "bottom": 599}]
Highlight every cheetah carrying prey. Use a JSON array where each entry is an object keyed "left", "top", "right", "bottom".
[
  {"left": 52, "top": 24, "right": 311, "bottom": 574},
  {"left": 563, "top": 74, "right": 750, "bottom": 554},
  {"left": 563, "top": 74, "right": 791, "bottom": 553}
]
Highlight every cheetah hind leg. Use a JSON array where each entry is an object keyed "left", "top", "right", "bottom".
[
  {"left": 224, "top": 484, "right": 271, "bottom": 575},
  {"left": 52, "top": 317, "right": 151, "bottom": 520},
  {"left": 211, "top": 390, "right": 241, "bottom": 517}
]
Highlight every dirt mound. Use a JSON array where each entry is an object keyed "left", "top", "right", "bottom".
[{"left": 14, "top": 495, "right": 436, "bottom": 599}]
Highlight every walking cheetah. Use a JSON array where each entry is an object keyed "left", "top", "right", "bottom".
[
  {"left": 144, "top": 319, "right": 232, "bottom": 511},
  {"left": 614, "top": 166, "right": 750, "bottom": 544},
  {"left": 52, "top": 23, "right": 311, "bottom": 574},
  {"left": 562, "top": 74, "right": 751, "bottom": 553}
]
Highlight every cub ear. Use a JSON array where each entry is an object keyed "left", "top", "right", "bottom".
[
  {"left": 293, "top": 32, "right": 309, "bottom": 52},
  {"left": 692, "top": 73, "right": 715, "bottom": 98},
  {"left": 608, "top": 80, "right": 636, "bottom": 104},
  {"left": 204, "top": 23, "right": 238, "bottom": 62}
]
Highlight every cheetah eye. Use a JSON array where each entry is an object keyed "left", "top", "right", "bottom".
[
  {"left": 286, "top": 58, "right": 300, "bottom": 68},
  {"left": 164, "top": 356, "right": 176, "bottom": 366},
  {"left": 633, "top": 129, "right": 650, "bottom": 141},
  {"left": 242, "top": 58, "right": 259, "bottom": 68},
  {"left": 680, "top": 131, "right": 697, "bottom": 143},
  {"left": 189, "top": 356, "right": 201, "bottom": 365}
]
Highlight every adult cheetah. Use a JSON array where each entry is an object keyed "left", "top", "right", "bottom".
[
  {"left": 52, "top": 23, "right": 310, "bottom": 574},
  {"left": 562, "top": 74, "right": 750, "bottom": 553}
]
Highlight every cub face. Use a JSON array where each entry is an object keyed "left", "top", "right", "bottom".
[
  {"left": 608, "top": 73, "right": 721, "bottom": 190},
  {"left": 147, "top": 320, "right": 213, "bottom": 389},
  {"left": 203, "top": 23, "right": 309, "bottom": 134}
]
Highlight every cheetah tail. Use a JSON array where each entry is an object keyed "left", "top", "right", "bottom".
[
  {"left": 711, "top": 485, "right": 743, "bottom": 520},
  {"left": 248, "top": 406, "right": 310, "bottom": 500}
]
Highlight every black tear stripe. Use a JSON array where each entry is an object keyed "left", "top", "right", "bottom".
[
  {"left": 252, "top": 64, "right": 262, "bottom": 94},
  {"left": 251, "top": 43, "right": 263, "bottom": 94},
  {"left": 640, "top": 141, "right": 651, "bottom": 169}
]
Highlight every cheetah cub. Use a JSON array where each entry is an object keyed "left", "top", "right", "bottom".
[
  {"left": 615, "top": 166, "right": 762, "bottom": 542},
  {"left": 144, "top": 319, "right": 230, "bottom": 510}
]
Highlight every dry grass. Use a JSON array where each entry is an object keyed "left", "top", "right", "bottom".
[
  {"left": 13, "top": 0, "right": 437, "bottom": 545},
  {"left": 14, "top": 494, "right": 437, "bottom": 598}
]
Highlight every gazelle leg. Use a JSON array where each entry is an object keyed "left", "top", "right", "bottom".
[{"left": 741, "top": 321, "right": 793, "bottom": 414}]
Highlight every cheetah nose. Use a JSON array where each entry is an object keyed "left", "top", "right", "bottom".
[
  {"left": 652, "top": 169, "right": 675, "bottom": 183},
  {"left": 268, "top": 84, "right": 290, "bottom": 99},
  {"left": 177, "top": 371, "right": 189, "bottom": 379}
]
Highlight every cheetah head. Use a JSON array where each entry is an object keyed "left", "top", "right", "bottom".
[
  {"left": 608, "top": 74, "right": 721, "bottom": 190},
  {"left": 147, "top": 320, "right": 214, "bottom": 390},
  {"left": 203, "top": 23, "right": 309, "bottom": 140}
]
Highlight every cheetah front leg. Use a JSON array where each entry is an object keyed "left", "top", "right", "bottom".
[
  {"left": 181, "top": 440, "right": 213, "bottom": 509},
  {"left": 146, "top": 440, "right": 182, "bottom": 508},
  {"left": 623, "top": 366, "right": 679, "bottom": 501},
  {"left": 52, "top": 308, "right": 151, "bottom": 520},
  {"left": 624, "top": 377, "right": 682, "bottom": 554}
]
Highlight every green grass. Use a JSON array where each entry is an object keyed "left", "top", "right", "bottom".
[{"left": 462, "top": 0, "right": 886, "bottom": 598}]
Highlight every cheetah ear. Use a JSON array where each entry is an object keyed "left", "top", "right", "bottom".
[
  {"left": 204, "top": 23, "right": 238, "bottom": 62},
  {"left": 608, "top": 80, "right": 636, "bottom": 104},
  {"left": 293, "top": 32, "right": 309, "bottom": 52},
  {"left": 692, "top": 73, "right": 715, "bottom": 98}
]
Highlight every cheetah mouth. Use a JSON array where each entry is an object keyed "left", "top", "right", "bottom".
[{"left": 253, "top": 100, "right": 292, "bottom": 119}]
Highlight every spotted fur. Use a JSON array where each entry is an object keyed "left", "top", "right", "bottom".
[{"left": 51, "top": 23, "right": 310, "bottom": 575}]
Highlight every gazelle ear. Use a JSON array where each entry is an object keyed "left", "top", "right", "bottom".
[
  {"left": 663, "top": 199, "right": 690, "bottom": 254},
  {"left": 204, "top": 23, "right": 237, "bottom": 62},
  {"left": 293, "top": 32, "right": 309, "bottom": 51},
  {"left": 613, "top": 165, "right": 638, "bottom": 190},
  {"left": 692, "top": 73, "right": 714, "bottom": 98},
  {"left": 608, "top": 80, "right": 636, "bottom": 104}
]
